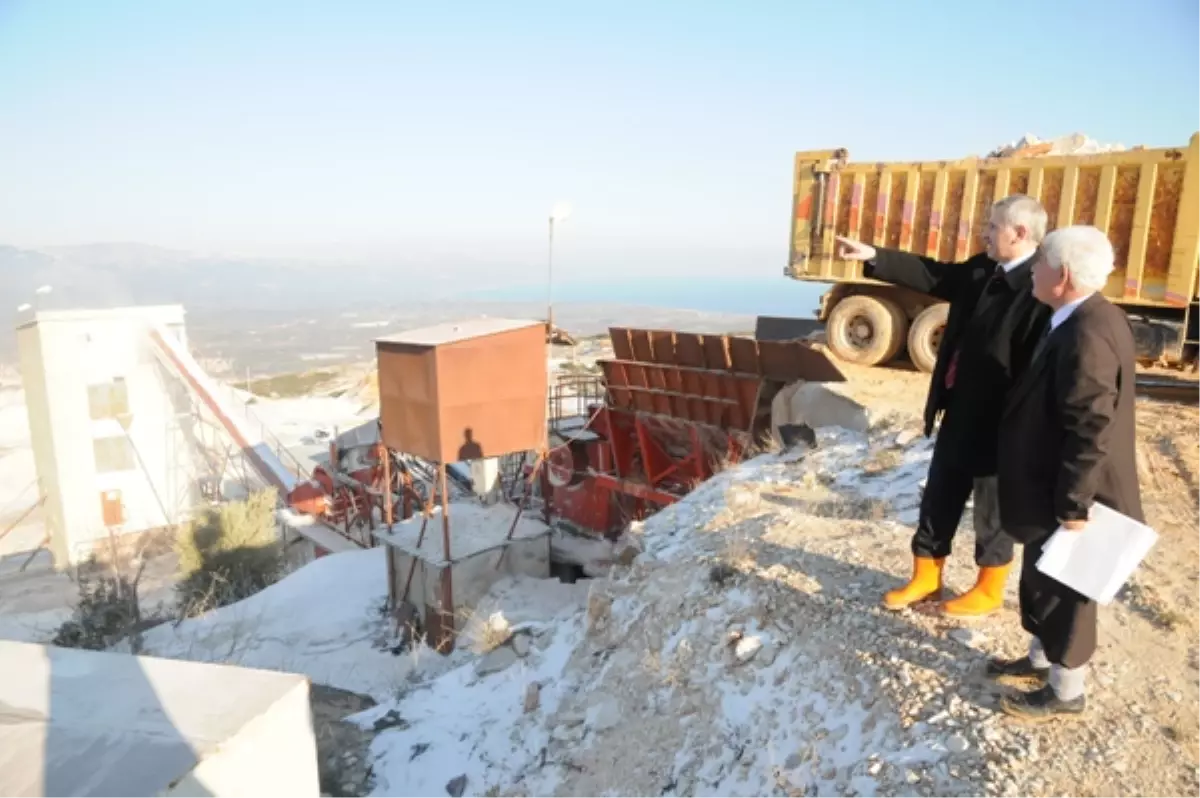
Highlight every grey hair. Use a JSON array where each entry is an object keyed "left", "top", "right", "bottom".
[
  {"left": 1040, "top": 225, "right": 1115, "bottom": 293},
  {"left": 991, "top": 194, "right": 1048, "bottom": 244}
]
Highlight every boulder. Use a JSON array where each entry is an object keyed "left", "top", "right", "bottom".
[{"left": 771, "top": 381, "right": 872, "bottom": 441}]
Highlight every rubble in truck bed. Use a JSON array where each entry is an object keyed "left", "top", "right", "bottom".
[{"left": 985, "top": 132, "right": 1129, "bottom": 158}]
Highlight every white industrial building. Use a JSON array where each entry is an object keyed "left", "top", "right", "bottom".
[{"left": 16, "top": 306, "right": 203, "bottom": 567}]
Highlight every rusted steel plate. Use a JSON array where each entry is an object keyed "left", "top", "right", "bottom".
[
  {"left": 630, "top": 329, "right": 655, "bottom": 362},
  {"left": 681, "top": 369, "right": 703, "bottom": 397},
  {"left": 597, "top": 355, "right": 820, "bottom": 433},
  {"left": 649, "top": 330, "right": 676, "bottom": 364},
  {"left": 669, "top": 394, "right": 689, "bottom": 418},
  {"left": 728, "top": 403, "right": 748, "bottom": 430},
  {"left": 733, "top": 376, "right": 761, "bottom": 422},
  {"left": 646, "top": 363, "right": 669, "bottom": 391},
  {"left": 703, "top": 336, "right": 732, "bottom": 370},
  {"left": 608, "top": 385, "right": 634, "bottom": 410},
  {"left": 599, "top": 362, "right": 634, "bottom": 410},
  {"left": 674, "top": 333, "right": 706, "bottom": 367},
  {"left": 757, "top": 340, "right": 846, "bottom": 383},
  {"left": 591, "top": 473, "right": 679, "bottom": 506},
  {"left": 377, "top": 321, "right": 547, "bottom": 463},
  {"left": 728, "top": 337, "right": 760, "bottom": 374},
  {"left": 610, "top": 327, "right": 634, "bottom": 360},
  {"left": 704, "top": 399, "right": 725, "bottom": 426},
  {"left": 663, "top": 365, "right": 684, "bottom": 393},
  {"left": 614, "top": 328, "right": 845, "bottom": 384}
]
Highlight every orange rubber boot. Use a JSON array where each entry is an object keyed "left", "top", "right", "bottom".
[
  {"left": 882, "top": 556, "right": 945, "bottom": 610},
  {"left": 942, "top": 563, "right": 1012, "bottom": 618}
]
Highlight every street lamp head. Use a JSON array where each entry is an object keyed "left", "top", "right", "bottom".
[
  {"left": 35, "top": 285, "right": 52, "bottom": 295},
  {"left": 550, "top": 202, "right": 572, "bottom": 223},
  {"left": 16, "top": 303, "right": 31, "bottom": 312}
]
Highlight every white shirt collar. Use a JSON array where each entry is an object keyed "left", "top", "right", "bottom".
[
  {"left": 998, "top": 249, "right": 1036, "bottom": 273},
  {"left": 1050, "top": 294, "right": 1092, "bottom": 330}
]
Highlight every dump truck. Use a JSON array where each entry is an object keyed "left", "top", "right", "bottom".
[{"left": 785, "top": 133, "right": 1200, "bottom": 372}]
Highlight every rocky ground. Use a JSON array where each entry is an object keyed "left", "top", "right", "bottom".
[
  {"left": 352, "top": 357, "right": 1198, "bottom": 797},
  {"left": 832, "top": 361, "right": 1200, "bottom": 797},
  {"left": 311, "top": 684, "right": 378, "bottom": 797}
]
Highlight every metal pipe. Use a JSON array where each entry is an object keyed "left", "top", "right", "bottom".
[
  {"left": 494, "top": 451, "right": 546, "bottom": 570},
  {"left": 0, "top": 495, "right": 45, "bottom": 544},
  {"left": 547, "top": 216, "right": 555, "bottom": 331},
  {"left": 400, "top": 510, "right": 431, "bottom": 605},
  {"left": 381, "top": 443, "right": 393, "bottom": 530},
  {"left": 438, "top": 463, "right": 455, "bottom": 651}
]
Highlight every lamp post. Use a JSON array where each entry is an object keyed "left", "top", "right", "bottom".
[
  {"left": 547, "top": 202, "right": 572, "bottom": 333},
  {"left": 33, "top": 285, "right": 52, "bottom": 312}
]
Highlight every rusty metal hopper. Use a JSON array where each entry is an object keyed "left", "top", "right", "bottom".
[
  {"left": 600, "top": 328, "right": 844, "bottom": 434},
  {"left": 376, "top": 318, "right": 548, "bottom": 463}
]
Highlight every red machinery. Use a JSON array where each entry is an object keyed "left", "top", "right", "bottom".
[
  {"left": 535, "top": 327, "right": 845, "bottom": 538},
  {"left": 284, "top": 326, "right": 844, "bottom": 549},
  {"left": 287, "top": 428, "right": 431, "bottom": 547}
]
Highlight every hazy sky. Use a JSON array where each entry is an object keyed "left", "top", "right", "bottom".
[{"left": 1, "top": 0, "right": 1196, "bottom": 281}]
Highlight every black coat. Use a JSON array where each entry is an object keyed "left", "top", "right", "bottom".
[
  {"left": 865, "top": 248, "right": 1050, "bottom": 473},
  {"left": 997, "top": 293, "right": 1144, "bottom": 543}
]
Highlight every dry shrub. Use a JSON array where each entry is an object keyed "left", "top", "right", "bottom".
[
  {"left": 175, "top": 490, "right": 283, "bottom": 617},
  {"left": 52, "top": 559, "right": 145, "bottom": 651},
  {"left": 459, "top": 609, "right": 512, "bottom": 654}
]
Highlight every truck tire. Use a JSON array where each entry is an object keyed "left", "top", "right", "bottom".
[
  {"left": 907, "top": 303, "right": 949, "bottom": 374},
  {"left": 825, "top": 294, "right": 908, "bottom": 367}
]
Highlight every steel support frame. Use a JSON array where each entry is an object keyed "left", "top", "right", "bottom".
[{"left": 591, "top": 407, "right": 746, "bottom": 510}]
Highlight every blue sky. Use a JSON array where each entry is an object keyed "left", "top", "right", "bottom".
[{"left": 0, "top": 0, "right": 1196, "bottom": 287}]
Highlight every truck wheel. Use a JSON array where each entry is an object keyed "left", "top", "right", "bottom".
[
  {"left": 825, "top": 295, "right": 908, "bottom": 367},
  {"left": 908, "top": 303, "right": 949, "bottom": 373}
]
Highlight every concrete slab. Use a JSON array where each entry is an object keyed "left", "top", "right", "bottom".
[
  {"left": 0, "top": 641, "right": 319, "bottom": 797},
  {"left": 379, "top": 502, "right": 551, "bottom": 646}
]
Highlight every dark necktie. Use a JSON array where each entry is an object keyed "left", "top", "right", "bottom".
[
  {"left": 944, "top": 265, "right": 1007, "bottom": 390},
  {"left": 1030, "top": 321, "right": 1054, "bottom": 364}
]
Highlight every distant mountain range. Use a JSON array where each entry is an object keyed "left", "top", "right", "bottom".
[
  {"left": 0, "top": 242, "right": 767, "bottom": 372},
  {"left": 0, "top": 241, "right": 508, "bottom": 363},
  {"left": 0, "top": 242, "right": 458, "bottom": 317}
]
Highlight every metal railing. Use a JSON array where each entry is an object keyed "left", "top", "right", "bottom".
[{"left": 548, "top": 374, "right": 604, "bottom": 431}]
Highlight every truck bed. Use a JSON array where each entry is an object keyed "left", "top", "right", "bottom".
[{"left": 787, "top": 134, "right": 1199, "bottom": 311}]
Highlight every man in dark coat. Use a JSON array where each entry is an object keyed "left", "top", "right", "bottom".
[
  {"left": 836, "top": 195, "right": 1051, "bottom": 617},
  {"left": 987, "top": 225, "right": 1143, "bottom": 720}
]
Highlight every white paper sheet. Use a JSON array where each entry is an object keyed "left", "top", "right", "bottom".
[{"left": 1035, "top": 502, "right": 1158, "bottom": 605}]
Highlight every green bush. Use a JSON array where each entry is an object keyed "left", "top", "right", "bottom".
[{"left": 175, "top": 490, "right": 283, "bottom": 617}]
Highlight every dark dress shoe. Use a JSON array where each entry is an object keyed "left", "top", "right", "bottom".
[
  {"left": 1000, "top": 685, "right": 1086, "bottom": 722},
  {"left": 986, "top": 655, "right": 1050, "bottom": 685}
]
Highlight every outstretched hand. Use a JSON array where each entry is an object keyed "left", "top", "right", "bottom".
[{"left": 836, "top": 236, "right": 877, "bottom": 261}]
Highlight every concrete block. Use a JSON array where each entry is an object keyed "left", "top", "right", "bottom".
[
  {"left": 380, "top": 503, "right": 551, "bottom": 648},
  {"left": 0, "top": 641, "right": 319, "bottom": 797}
]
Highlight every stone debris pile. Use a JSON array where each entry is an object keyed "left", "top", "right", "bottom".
[
  {"left": 986, "top": 133, "right": 1130, "bottom": 158},
  {"left": 355, "top": 424, "right": 1063, "bottom": 796}
]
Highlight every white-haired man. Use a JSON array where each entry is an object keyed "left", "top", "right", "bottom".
[
  {"left": 989, "top": 225, "right": 1142, "bottom": 720},
  {"left": 837, "top": 195, "right": 1051, "bottom": 617}
]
